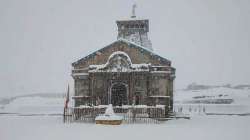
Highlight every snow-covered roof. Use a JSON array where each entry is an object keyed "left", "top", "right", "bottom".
[
  {"left": 118, "top": 38, "right": 158, "bottom": 58},
  {"left": 72, "top": 39, "right": 171, "bottom": 67}
]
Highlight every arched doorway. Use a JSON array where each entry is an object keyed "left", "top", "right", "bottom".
[{"left": 111, "top": 83, "right": 128, "bottom": 106}]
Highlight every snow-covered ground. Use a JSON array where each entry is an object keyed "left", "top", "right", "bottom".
[
  {"left": 1, "top": 87, "right": 250, "bottom": 140},
  {"left": 0, "top": 115, "right": 250, "bottom": 140}
]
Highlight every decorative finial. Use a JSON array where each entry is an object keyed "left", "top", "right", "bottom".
[{"left": 131, "top": 3, "right": 137, "bottom": 18}]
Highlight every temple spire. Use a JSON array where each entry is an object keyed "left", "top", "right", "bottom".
[
  {"left": 116, "top": 3, "right": 153, "bottom": 50},
  {"left": 131, "top": 3, "right": 137, "bottom": 18}
]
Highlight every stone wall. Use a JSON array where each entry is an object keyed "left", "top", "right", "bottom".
[{"left": 74, "top": 71, "right": 173, "bottom": 109}]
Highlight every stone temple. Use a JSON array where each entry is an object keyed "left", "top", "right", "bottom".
[{"left": 70, "top": 10, "right": 176, "bottom": 117}]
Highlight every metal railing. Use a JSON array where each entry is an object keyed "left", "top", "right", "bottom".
[{"left": 63, "top": 106, "right": 169, "bottom": 124}]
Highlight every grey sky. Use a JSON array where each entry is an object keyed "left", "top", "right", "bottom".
[{"left": 0, "top": 0, "right": 250, "bottom": 97}]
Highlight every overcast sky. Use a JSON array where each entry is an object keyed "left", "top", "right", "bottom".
[{"left": 0, "top": 0, "right": 250, "bottom": 97}]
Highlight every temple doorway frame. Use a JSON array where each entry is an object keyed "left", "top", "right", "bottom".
[{"left": 108, "top": 82, "right": 129, "bottom": 106}]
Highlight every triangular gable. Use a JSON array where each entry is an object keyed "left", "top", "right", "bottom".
[{"left": 72, "top": 39, "right": 171, "bottom": 67}]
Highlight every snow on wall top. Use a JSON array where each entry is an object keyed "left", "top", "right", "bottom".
[{"left": 89, "top": 51, "right": 150, "bottom": 72}]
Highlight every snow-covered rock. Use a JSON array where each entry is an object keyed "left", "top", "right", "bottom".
[{"left": 95, "top": 104, "right": 123, "bottom": 121}]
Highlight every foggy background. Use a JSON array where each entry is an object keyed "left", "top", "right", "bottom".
[{"left": 0, "top": 0, "right": 249, "bottom": 97}]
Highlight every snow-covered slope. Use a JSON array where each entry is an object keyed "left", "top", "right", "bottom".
[
  {"left": 0, "top": 95, "right": 64, "bottom": 115},
  {"left": 175, "top": 87, "right": 250, "bottom": 105},
  {"left": 174, "top": 86, "right": 250, "bottom": 115}
]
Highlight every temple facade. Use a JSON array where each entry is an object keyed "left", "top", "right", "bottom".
[{"left": 71, "top": 13, "right": 176, "bottom": 116}]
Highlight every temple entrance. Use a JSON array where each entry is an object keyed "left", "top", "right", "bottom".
[{"left": 111, "top": 83, "right": 128, "bottom": 106}]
